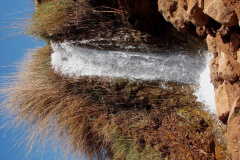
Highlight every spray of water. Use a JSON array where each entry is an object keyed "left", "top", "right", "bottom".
[
  {"left": 51, "top": 41, "right": 216, "bottom": 113},
  {"left": 51, "top": 41, "right": 206, "bottom": 84},
  {"left": 194, "top": 53, "right": 216, "bottom": 113}
]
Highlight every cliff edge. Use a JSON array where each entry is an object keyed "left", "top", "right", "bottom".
[{"left": 157, "top": 0, "right": 239, "bottom": 158}]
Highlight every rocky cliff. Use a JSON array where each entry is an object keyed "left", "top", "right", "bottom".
[{"left": 157, "top": 0, "right": 239, "bottom": 158}]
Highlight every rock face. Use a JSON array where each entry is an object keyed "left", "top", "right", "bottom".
[
  {"left": 204, "top": 0, "right": 238, "bottom": 27},
  {"left": 158, "top": 0, "right": 240, "bottom": 158}
]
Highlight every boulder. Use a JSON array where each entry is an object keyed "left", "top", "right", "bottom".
[
  {"left": 215, "top": 82, "right": 231, "bottom": 123},
  {"left": 187, "top": 0, "right": 210, "bottom": 27},
  {"left": 158, "top": 0, "right": 190, "bottom": 32},
  {"left": 204, "top": 0, "right": 238, "bottom": 27},
  {"left": 222, "top": 0, "right": 240, "bottom": 26},
  {"left": 217, "top": 52, "right": 238, "bottom": 83}
]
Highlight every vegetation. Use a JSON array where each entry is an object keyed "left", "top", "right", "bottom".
[
  {"left": 28, "top": 0, "right": 206, "bottom": 49},
  {"left": 1, "top": 0, "right": 229, "bottom": 159},
  {"left": 1, "top": 44, "right": 230, "bottom": 159},
  {"left": 28, "top": 0, "right": 126, "bottom": 41},
  {"left": 28, "top": 0, "right": 70, "bottom": 40}
]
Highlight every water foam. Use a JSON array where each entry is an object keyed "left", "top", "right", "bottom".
[
  {"left": 51, "top": 41, "right": 216, "bottom": 113},
  {"left": 194, "top": 53, "right": 216, "bottom": 113},
  {"left": 51, "top": 41, "right": 205, "bottom": 84}
]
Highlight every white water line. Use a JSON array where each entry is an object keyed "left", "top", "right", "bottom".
[
  {"left": 194, "top": 53, "right": 216, "bottom": 113},
  {"left": 51, "top": 41, "right": 216, "bottom": 113},
  {"left": 51, "top": 41, "right": 206, "bottom": 84}
]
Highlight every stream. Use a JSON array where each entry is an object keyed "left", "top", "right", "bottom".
[{"left": 51, "top": 41, "right": 216, "bottom": 113}]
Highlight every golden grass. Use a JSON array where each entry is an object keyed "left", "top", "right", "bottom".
[
  {"left": 1, "top": 45, "right": 110, "bottom": 159},
  {"left": 1, "top": 44, "right": 230, "bottom": 159},
  {"left": 27, "top": 0, "right": 125, "bottom": 41},
  {"left": 28, "top": 0, "right": 70, "bottom": 39}
]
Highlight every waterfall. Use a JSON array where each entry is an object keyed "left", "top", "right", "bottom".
[
  {"left": 51, "top": 41, "right": 216, "bottom": 113},
  {"left": 194, "top": 53, "right": 216, "bottom": 113}
]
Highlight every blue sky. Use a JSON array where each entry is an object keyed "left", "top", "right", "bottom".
[{"left": 0, "top": 0, "right": 71, "bottom": 159}]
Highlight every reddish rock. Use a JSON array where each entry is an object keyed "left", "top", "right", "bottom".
[
  {"left": 237, "top": 49, "right": 240, "bottom": 64},
  {"left": 217, "top": 52, "right": 239, "bottom": 83},
  {"left": 228, "top": 97, "right": 240, "bottom": 121},
  {"left": 187, "top": 1, "right": 210, "bottom": 27},
  {"left": 210, "top": 33, "right": 240, "bottom": 57},
  {"left": 158, "top": 0, "right": 190, "bottom": 32},
  {"left": 218, "top": 25, "right": 231, "bottom": 37},
  {"left": 204, "top": 0, "right": 238, "bottom": 27},
  {"left": 223, "top": 0, "right": 240, "bottom": 26},
  {"left": 226, "top": 103, "right": 240, "bottom": 159},
  {"left": 230, "top": 33, "right": 240, "bottom": 54},
  {"left": 215, "top": 82, "right": 231, "bottom": 123}
]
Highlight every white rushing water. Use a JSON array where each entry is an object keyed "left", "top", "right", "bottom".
[
  {"left": 51, "top": 41, "right": 206, "bottom": 84},
  {"left": 194, "top": 53, "right": 216, "bottom": 113},
  {"left": 51, "top": 41, "right": 216, "bottom": 113}
]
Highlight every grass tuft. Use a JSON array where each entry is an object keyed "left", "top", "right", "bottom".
[
  {"left": 1, "top": 44, "right": 230, "bottom": 159},
  {"left": 28, "top": 0, "right": 70, "bottom": 40},
  {"left": 0, "top": 0, "right": 230, "bottom": 159}
]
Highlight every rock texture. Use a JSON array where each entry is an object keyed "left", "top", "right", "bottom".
[
  {"left": 158, "top": 0, "right": 240, "bottom": 158},
  {"left": 227, "top": 97, "right": 240, "bottom": 160}
]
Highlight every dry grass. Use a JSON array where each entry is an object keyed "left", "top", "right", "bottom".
[
  {"left": 1, "top": 44, "right": 230, "bottom": 159},
  {"left": 27, "top": 0, "right": 126, "bottom": 41},
  {"left": 1, "top": 45, "right": 110, "bottom": 159},
  {"left": 27, "top": 0, "right": 179, "bottom": 47},
  {"left": 28, "top": 0, "right": 71, "bottom": 39},
  {"left": 0, "top": 1, "right": 230, "bottom": 159}
]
